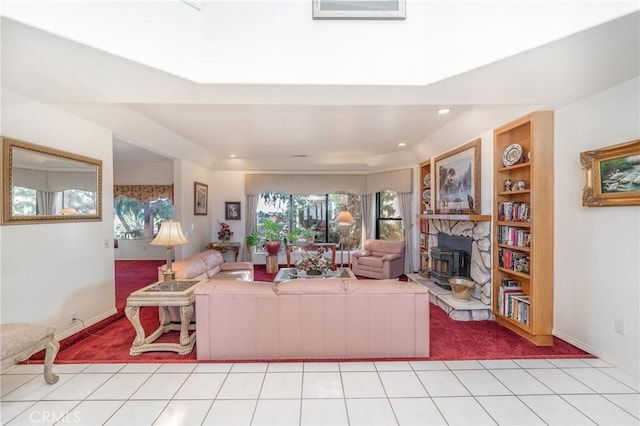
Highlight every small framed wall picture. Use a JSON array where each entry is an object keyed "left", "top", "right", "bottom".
[
  {"left": 194, "top": 182, "right": 208, "bottom": 215},
  {"left": 225, "top": 201, "right": 241, "bottom": 220}
]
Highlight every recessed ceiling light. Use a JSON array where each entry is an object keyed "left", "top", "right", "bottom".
[
  {"left": 437, "top": 108, "right": 451, "bottom": 115},
  {"left": 398, "top": 142, "right": 407, "bottom": 147},
  {"left": 228, "top": 154, "right": 236, "bottom": 158}
]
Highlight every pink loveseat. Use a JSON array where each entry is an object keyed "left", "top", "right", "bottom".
[
  {"left": 157, "top": 249, "right": 253, "bottom": 283},
  {"left": 195, "top": 278, "right": 429, "bottom": 360},
  {"left": 351, "top": 239, "right": 405, "bottom": 279},
  {"left": 157, "top": 250, "right": 253, "bottom": 322}
]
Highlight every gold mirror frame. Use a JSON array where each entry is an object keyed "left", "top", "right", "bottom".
[
  {"left": 580, "top": 139, "right": 640, "bottom": 207},
  {"left": 1, "top": 136, "right": 103, "bottom": 224}
]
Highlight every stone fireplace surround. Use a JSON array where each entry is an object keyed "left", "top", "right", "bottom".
[{"left": 428, "top": 218, "right": 492, "bottom": 305}]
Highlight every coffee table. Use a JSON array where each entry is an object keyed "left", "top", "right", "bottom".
[
  {"left": 274, "top": 267, "right": 356, "bottom": 283},
  {"left": 125, "top": 279, "right": 204, "bottom": 356}
]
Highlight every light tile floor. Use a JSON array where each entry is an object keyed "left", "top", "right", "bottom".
[{"left": 1, "top": 358, "right": 638, "bottom": 425}]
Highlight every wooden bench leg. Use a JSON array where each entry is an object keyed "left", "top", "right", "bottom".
[{"left": 43, "top": 335, "right": 60, "bottom": 384}]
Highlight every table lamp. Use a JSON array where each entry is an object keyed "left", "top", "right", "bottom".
[
  {"left": 335, "top": 211, "right": 355, "bottom": 268},
  {"left": 151, "top": 221, "right": 189, "bottom": 282}
]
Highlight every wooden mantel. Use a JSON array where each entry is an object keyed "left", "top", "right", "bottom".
[{"left": 417, "top": 213, "right": 492, "bottom": 221}]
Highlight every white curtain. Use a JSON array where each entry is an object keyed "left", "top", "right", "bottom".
[
  {"left": 398, "top": 191, "right": 414, "bottom": 273},
  {"left": 360, "top": 194, "right": 374, "bottom": 240},
  {"left": 242, "top": 195, "right": 259, "bottom": 261},
  {"left": 36, "top": 191, "right": 58, "bottom": 215}
]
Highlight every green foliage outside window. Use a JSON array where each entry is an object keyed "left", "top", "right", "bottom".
[{"left": 114, "top": 196, "right": 174, "bottom": 239}]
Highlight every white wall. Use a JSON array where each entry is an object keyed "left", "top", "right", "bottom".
[
  {"left": 210, "top": 170, "right": 246, "bottom": 249},
  {"left": 554, "top": 77, "right": 640, "bottom": 378},
  {"left": 113, "top": 162, "right": 172, "bottom": 185},
  {"left": 0, "top": 89, "right": 116, "bottom": 339},
  {"left": 174, "top": 159, "right": 213, "bottom": 259}
]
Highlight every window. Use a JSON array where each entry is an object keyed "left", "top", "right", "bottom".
[
  {"left": 114, "top": 196, "right": 174, "bottom": 240},
  {"left": 62, "top": 189, "right": 96, "bottom": 214},
  {"left": 11, "top": 187, "right": 96, "bottom": 215},
  {"left": 11, "top": 186, "right": 36, "bottom": 215},
  {"left": 376, "top": 190, "right": 404, "bottom": 241},
  {"left": 256, "top": 192, "right": 361, "bottom": 248}
]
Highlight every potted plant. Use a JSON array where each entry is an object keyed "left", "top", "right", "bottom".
[
  {"left": 245, "top": 232, "right": 259, "bottom": 261},
  {"left": 301, "top": 228, "right": 316, "bottom": 243},
  {"left": 262, "top": 219, "right": 283, "bottom": 255},
  {"left": 285, "top": 228, "right": 302, "bottom": 244}
]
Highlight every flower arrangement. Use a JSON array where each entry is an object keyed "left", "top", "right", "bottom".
[
  {"left": 295, "top": 250, "right": 334, "bottom": 274},
  {"left": 217, "top": 221, "right": 233, "bottom": 241}
]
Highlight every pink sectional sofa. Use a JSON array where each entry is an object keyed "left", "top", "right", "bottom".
[{"left": 195, "top": 278, "right": 429, "bottom": 361}]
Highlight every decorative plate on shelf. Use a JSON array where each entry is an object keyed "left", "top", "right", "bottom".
[
  {"left": 422, "top": 189, "right": 431, "bottom": 201},
  {"left": 502, "top": 144, "right": 523, "bottom": 166},
  {"left": 423, "top": 174, "right": 431, "bottom": 187}
]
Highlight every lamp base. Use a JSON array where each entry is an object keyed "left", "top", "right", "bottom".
[{"left": 162, "top": 271, "right": 175, "bottom": 282}]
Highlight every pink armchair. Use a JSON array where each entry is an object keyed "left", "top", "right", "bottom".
[{"left": 351, "top": 239, "right": 405, "bottom": 279}]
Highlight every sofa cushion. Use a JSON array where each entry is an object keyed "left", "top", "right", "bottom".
[
  {"left": 347, "top": 280, "right": 428, "bottom": 294},
  {"left": 356, "top": 256, "right": 384, "bottom": 268},
  {"left": 195, "top": 281, "right": 274, "bottom": 295},
  {"left": 215, "top": 269, "right": 253, "bottom": 281},
  {"left": 363, "top": 239, "right": 404, "bottom": 255},
  {"left": 275, "top": 278, "right": 346, "bottom": 295},
  {"left": 171, "top": 256, "right": 208, "bottom": 280},
  {"left": 200, "top": 250, "right": 224, "bottom": 271}
]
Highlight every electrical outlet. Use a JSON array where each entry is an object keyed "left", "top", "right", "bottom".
[
  {"left": 615, "top": 318, "right": 626, "bottom": 335},
  {"left": 70, "top": 311, "right": 77, "bottom": 324}
]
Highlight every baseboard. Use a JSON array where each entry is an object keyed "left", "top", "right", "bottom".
[
  {"left": 553, "top": 328, "right": 623, "bottom": 368},
  {"left": 55, "top": 308, "right": 118, "bottom": 341}
]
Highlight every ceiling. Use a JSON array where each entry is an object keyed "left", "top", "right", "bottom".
[{"left": 1, "top": 5, "right": 638, "bottom": 171}]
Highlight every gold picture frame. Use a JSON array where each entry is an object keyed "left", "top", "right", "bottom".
[
  {"left": 2, "top": 136, "right": 102, "bottom": 225},
  {"left": 580, "top": 139, "right": 640, "bottom": 207},
  {"left": 433, "top": 138, "right": 481, "bottom": 214}
]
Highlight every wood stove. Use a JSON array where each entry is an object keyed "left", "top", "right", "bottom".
[{"left": 430, "top": 246, "right": 469, "bottom": 289}]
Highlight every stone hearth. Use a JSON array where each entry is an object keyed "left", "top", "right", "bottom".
[{"left": 407, "top": 273, "right": 494, "bottom": 321}]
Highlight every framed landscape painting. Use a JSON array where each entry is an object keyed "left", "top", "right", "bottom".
[
  {"left": 434, "top": 139, "right": 481, "bottom": 214},
  {"left": 580, "top": 139, "right": 640, "bottom": 207}
]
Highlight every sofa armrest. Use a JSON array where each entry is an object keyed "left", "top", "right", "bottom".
[
  {"left": 220, "top": 262, "right": 253, "bottom": 271},
  {"left": 353, "top": 250, "right": 371, "bottom": 258},
  {"left": 381, "top": 253, "right": 402, "bottom": 261}
]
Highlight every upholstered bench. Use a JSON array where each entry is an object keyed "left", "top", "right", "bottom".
[{"left": 1, "top": 323, "right": 60, "bottom": 384}]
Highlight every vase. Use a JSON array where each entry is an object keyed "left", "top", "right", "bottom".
[
  {"left": 264, "top": 240, "right": 281, "bottom": 256},
  {"left": 306, "top": 269, "right": 322, "bottom": 276},
  {"left": 219, "top": 236, "right": 230, "bottom": 242}
]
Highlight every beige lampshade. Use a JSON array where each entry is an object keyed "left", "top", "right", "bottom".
[
  {"left": 335, "top": 211, "right": 355, "bottom": 225},
  {"left": 151, "top": 221, "right": 189, "bottom": 247}
]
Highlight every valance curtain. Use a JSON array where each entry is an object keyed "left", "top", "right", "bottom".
[
  {"left": 113, "top": 185, "right": 174, "bottom": 202},
  {"left": 14, "top": 168, "right": 97, "bottom": 192},
  {"left": 245, "top": 169, "right": 412, "bottom": 196}
]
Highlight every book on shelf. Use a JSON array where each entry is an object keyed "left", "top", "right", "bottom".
[
  {"left": 498, "top": 225, "right": 531, "bottom": 247},
  {"left": 498, "top": 248, "right": 530, "bottom": 273},
  {"left": 498, "top": 201, "right": 531, "bottom": 222}
]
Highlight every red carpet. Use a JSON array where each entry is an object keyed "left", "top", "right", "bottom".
[{"left": 37, "top": 260, "right": 591, "bottom": 364}]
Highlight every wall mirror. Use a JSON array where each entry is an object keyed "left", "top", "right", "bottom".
[{"left": 2, "top": 136, "right": 102, "bottom": 224}]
